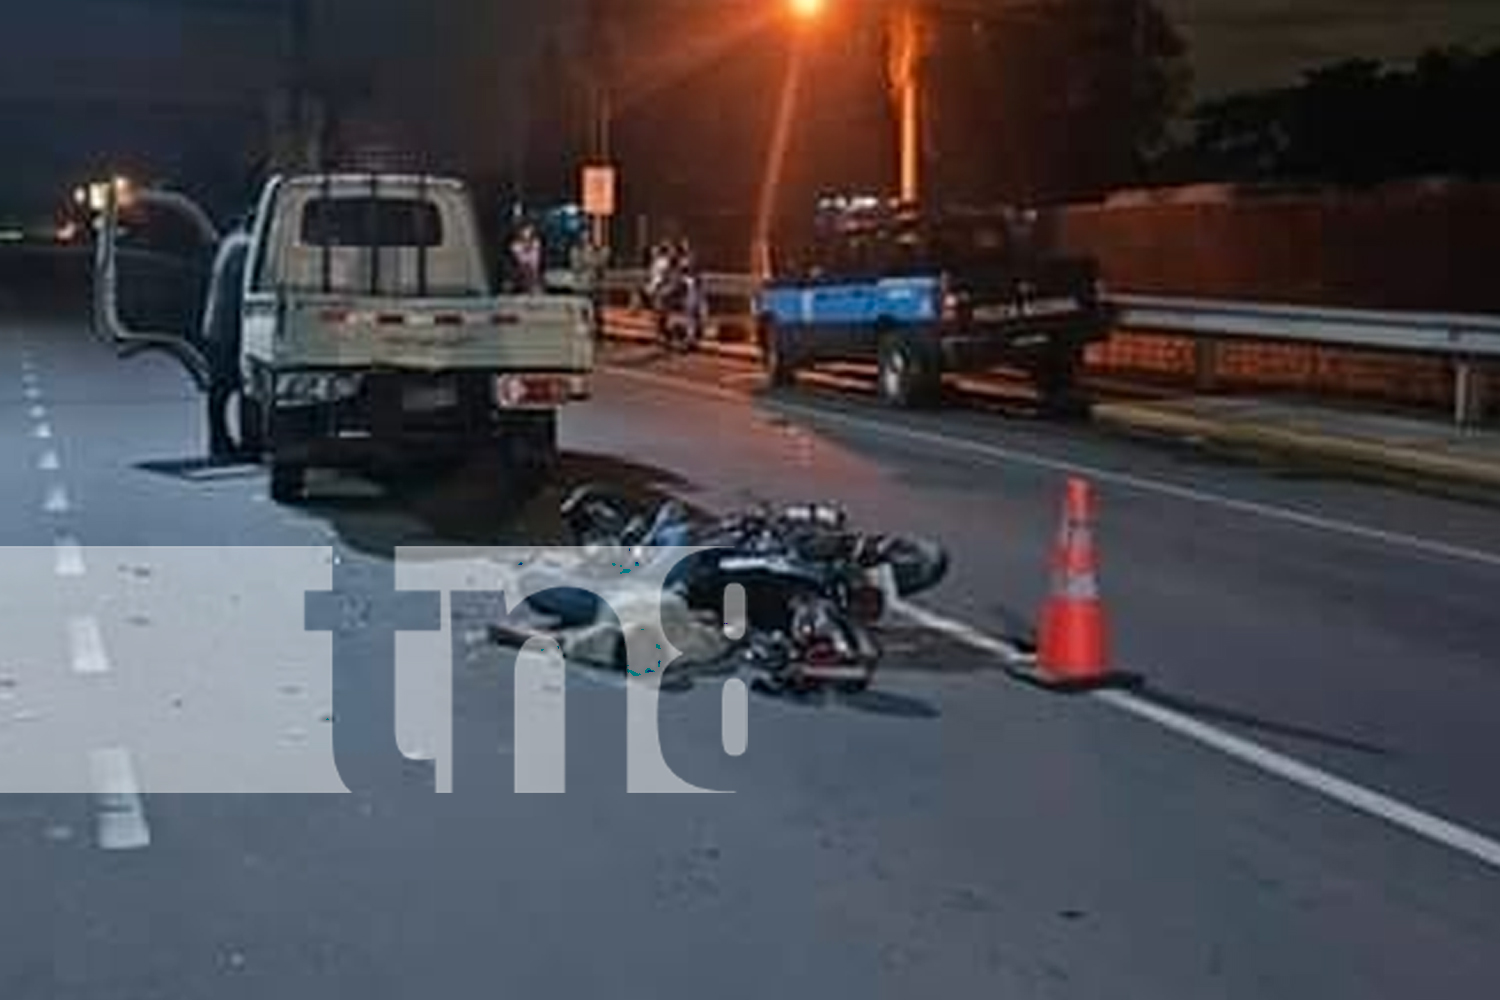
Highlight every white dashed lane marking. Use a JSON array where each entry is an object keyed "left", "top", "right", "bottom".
[
  {"left": 68, "top": 616, "right": 111, "bottom": 675},
  {"left": 27, "top": 404, "right": 46, "bottom": 421},
  {"left": 33, "top": 423, "right": 52, "bottom": 440},
  {"left": 89, "top": 748, "right": 151, "bottom": 851},
  {"left": 37, "top": 450, "right": 60, "bottom": 471},
  {"left": 54, "top": 536, "right": 86, "bottom": 577},
  {"left": 43, "top": 484, "right": 71, "bottom": 514}
]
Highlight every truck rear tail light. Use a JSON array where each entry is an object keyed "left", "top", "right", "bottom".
[
  {"left": 376, "top": 312, "right": 406, "bottom": 326},
  {"left": 941, "top": 292, "right": 968, "bottom": 321},
  {"left": 433, "top": 313, "right": 465, "bottom": 326},
  {"left": 495, "top": 375, "right": 569, "bottom": 408},
  {"left": 491, "top": 313, "right": 521, "bottom": 326},
  {"left": 938, "top": 273, "right": 968, "bottom": 322},
  {"left": 319, "top": 309, "right": 350, "bottom": 324}
]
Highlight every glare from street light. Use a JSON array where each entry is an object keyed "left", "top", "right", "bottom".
[{"left": 789, "top": 0, "right": 824, "bottom": 20}]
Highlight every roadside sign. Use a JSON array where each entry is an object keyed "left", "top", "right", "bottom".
[{"left": 582, "top": 165, "right": 616, "bottom": 217}]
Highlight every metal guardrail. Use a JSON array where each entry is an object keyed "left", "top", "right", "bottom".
[
  {"left": 604, "top": 269, "right": 759, "bottom": 299},
  {"left": 601, "top": 270, "right": 1497, "bottom": 424},
  {"left": 1109, "top": 295, "right": 1499, "bottom": 425},
  {"left": 1111, "top": 294, "right": 1500, "bottom": 359}
]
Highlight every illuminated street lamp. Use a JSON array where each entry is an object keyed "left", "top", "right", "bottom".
[
  {"left": 786, "top": 0, "right": 924, "bottom": 204},
  {"left": 753, "top": 0, "right": 831, "bottom": 276}
]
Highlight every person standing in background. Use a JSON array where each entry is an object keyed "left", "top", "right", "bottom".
[
  {"left": 509, "top": 223, "right": 543, "bottom": 294},
  {"left": 571, "top": 236, "right": 610, "bottom": 338}
]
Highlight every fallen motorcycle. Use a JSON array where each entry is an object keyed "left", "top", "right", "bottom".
[{"left": 556, "top": 487, "right": 948, "bottom": 694}]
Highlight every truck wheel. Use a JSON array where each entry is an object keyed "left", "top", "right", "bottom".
[
  {"left": 761, "top": 319, "right": 795, "bottom": 387},
  {"left": 498, "top": 411, "right": 559, "bottom": 474},
  {"left": 1035, "top": 345, "right": 1089, "bottom": 420},
  {"left": 236, "top": 391, "right": 265, "bottom": 458},
  {"left": 207, "top": 384, "right": 237, "bottom": 462},
  {"left": 528, "top": 412, "right": 560, "bottom": 471},
  {"left": 878, "top": 334, "right": 940, "bottom": 408},
  {"left": 269, "top": 461, "right": 305, "bottom": 504}
]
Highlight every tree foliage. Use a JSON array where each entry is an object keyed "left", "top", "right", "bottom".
[
  {"left": 919, "top": 0, "right": 1190, "bottom": 203},
  {"left": 1167, "top": 46, "right": 1500, "bottom": 185}
]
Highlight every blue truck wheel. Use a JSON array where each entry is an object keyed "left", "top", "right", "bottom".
[
  {"left": 878, "top": 334, "right": 941, "bottom": 408},
  {"left": 761, "top": 318, "right": 796, "bottom": 387}
]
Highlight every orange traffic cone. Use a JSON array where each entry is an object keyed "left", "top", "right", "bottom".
[{"left": 1019, "top": 478, "right": 1136, "bottom": 691}]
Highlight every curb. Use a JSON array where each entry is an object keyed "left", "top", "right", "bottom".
[
  {"left": 603, "top": 311, "right": 763, "bottom": 363},
  {"left": 1094, "top": 402, "right": 1500, "bottom": 492},
  {"left": 603, "top": 312, "right": 1500, "bottom": 493}
]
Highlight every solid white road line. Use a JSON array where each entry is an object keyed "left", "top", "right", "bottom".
[
  {"left": 89, "top": 748, "right": 151, "bottom": 851},
  {"left": 55, "top": 536, "right": 86, "bottom": 577},
  {"left": 891, "top": 597, "right": 1030, "bottom": 664},
  {"left": 33, "top": 422, "right": 52, "bottom": 440},
  {"left": 890, "top": 599, "right": 1500, "bottom": 874},
  {"left": 1094, "top": 688, "right": 1500, "bottom": 871},
  {"left": 43, "top": 484, "right": 70, "bottom": 513},
  {"left": 37, "top": 450, "right": 60, "bottom": 472},
  {"left": 69, "top": 616, "right": 111, "bottom": 675},
  {"left": 607, "top": 364, "right": 1500, "bottom": 570}
]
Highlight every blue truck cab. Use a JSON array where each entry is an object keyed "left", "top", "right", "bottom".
[{"left": 755, "top": 202, "right": 1112, "bottom": 412}]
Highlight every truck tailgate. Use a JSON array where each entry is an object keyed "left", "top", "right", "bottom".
[{"left": 266, "top": 296, "right": 593, "bottom": 372}]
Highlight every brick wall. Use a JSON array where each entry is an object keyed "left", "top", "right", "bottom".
[
  {"left": 1056, "top": 181, "right": 1500, "bottom": 411},
  {"left": 1086, "top": 331, "right": 1462, "bottom": 409}
]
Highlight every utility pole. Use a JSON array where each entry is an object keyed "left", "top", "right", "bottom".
[
  {"left": 274, "top": 0, "right": 323, "bottom": 171},
  {"left": 584, "top": 0, "right": 615, "bottom": 255},
  {"left": 887, "top": 1, "right": 929, "bottom": 205}
]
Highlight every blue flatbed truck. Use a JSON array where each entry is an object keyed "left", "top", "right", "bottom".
[{"left": 754, "top": 204, "right": 1113, "bottom": 413}]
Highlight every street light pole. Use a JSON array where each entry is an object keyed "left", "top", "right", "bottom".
[
  {"left": 585, "top": 0, "right": 615, "bottom": 255},
  {"left": 888, "top": 1, "right": 924, "bottom": 205}
]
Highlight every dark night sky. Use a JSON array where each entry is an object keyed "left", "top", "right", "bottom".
[
  {"left": 3, "top": 0, "right": 1500, "bottom": 220},
  {"left": 1161, "top": 0, "right": 1500, "bottom": 95}
]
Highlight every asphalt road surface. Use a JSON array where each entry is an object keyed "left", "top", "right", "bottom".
[{"left": 3, "top": 251, "right": 1500, "bottom": 998}]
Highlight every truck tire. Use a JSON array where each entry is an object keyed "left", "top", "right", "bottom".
[
  {"left": 207, "top": 384, "right": 237, "bottom": 462},
  {"left": 498, "top": 411, "right": 559, "bottom": 474},
  {"left": 760, "top": 318, "right": 796, "bottom": 388},
  {"left": 269, "top": 460, "right": 305, "bottom": 504},
  {"left": 236, "top": 390, "right": 265, "bottom": 458},
  {"left": 1034, "top": 345, "right": 1089, "bottom": 420},
  {"left": 878, "top": 333, "right": 941, "bottom": 409}
]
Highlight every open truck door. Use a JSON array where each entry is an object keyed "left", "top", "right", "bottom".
[{"left": 93, "top": 184, "right": 255, "bottom": 457}]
